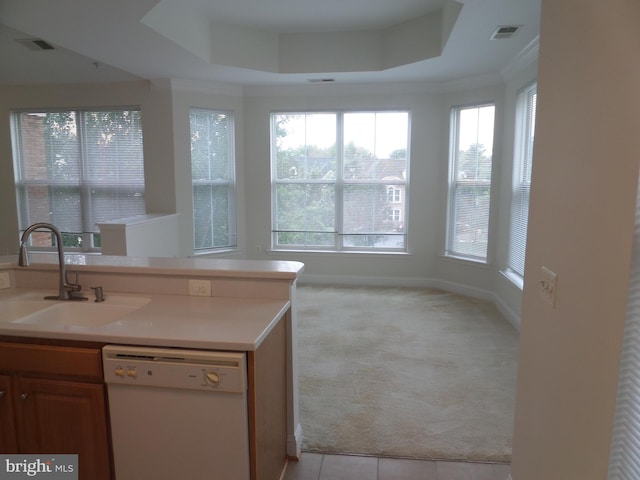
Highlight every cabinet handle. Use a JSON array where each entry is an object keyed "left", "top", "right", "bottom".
[
  {"left": 20, "top": 393, "right": 29, "bottom": 400},
  {"left": 0, "top": 390, "right": 5, "bottom": 398}
]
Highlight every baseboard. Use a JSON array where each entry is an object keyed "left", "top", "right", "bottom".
[
  {"left": 492, "top": 292, "right": 521, "bottom": 332},
  {"left": 299, "top": 273, "right": 494, "bottom": 299},
  {"left": 299, "top": 273, "right": 521, "bottom": 332},
  {"left": 299, "top": 273, "right": 433, "bottom": 289},
  {"left": 287, "top": 423, "right": 303, "bottom": 459}
]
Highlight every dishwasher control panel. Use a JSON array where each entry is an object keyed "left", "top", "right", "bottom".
[{"left": 102, "top": 345, "right": 246, "bottom": 393}]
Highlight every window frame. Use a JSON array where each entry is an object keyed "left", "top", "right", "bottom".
[
  {"left": 11, "top": 107, "right": 145, "bottom": 253},
  {"left": 445, "top": 102, "right": 496, "bottom": 263},
  {"left": 505, "top": 82, "right": 537, "bottom": 286},
  {"left": 270, "top": 110, "right": 410, "bottom": 253},
  {"left": 189, "top": 108, "right": 237, "bottom": 253}
]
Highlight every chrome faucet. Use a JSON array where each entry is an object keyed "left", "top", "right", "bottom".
[{"left": 18, "top": 223, "right": 87, "bottom": 301}]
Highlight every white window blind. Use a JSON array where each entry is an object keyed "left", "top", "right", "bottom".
[
  {"left": 190, "top": 109, "right": 236, "bottom": 251},
  {"left": 608, "top": 175, "right": 640, "bottom": 479},
  {"left": 271, "top": 111, "right": 409, "bottom": 251},
  {"left": 11, "top": 109, "right": 145, "bottom": 250},
  {"left": 446, "top": 104, "right": 495, "bottom": 261},
  {"left": 507, "top": 84, "right": 537, "bottom": 279}
]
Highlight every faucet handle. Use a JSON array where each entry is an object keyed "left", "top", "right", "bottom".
[
  {"left": 91, "top": 286, "right": 105, "bottom": 302},
  {"left": 64, "top": 271, "right": 81, "bottom": 291}
]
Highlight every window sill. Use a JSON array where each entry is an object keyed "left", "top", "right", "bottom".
[
  {"left": 500, "top": 268, "right": 524, "bottom": 290},
  {"left": 268, "top": 248, "right": 412, "bottom": 256},
  {"left": 440, "top": 252, "right": 490, "bottom": 267},
  {"left": 192, "top": 247, "right": 238, "bottom": 257}
]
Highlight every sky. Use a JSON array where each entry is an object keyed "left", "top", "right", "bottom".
[{"left": 277, "top": 111, "right": 409, "bottom": 159}]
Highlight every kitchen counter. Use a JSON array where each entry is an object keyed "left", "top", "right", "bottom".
[
  {"left": 0, "top": 253, "right": 305, "bottom": 459},
  {"left": 0, "top": 288, "right": 290, "bottom": 351}
]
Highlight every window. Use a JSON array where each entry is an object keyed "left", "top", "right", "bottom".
[
  {"left": 507, "top": 83, "right": 537, "bottom": 281},
  {"left": 387, "top": 187, "right": 401, "bottom": 203},
  {"left": 190, "top": 109, "right": 236, "bottom": 251},
  {"left": 11, "top": 108, "right": 145, "bottom": 251},
  {"left": 608, "top": 176, "right": 640, "bottom": 478},
  {"left": 271, "top": 111, "right": 409, "bottom": 251},
  {"left": 446, "top": 103, "right": 496, "bottom": 262}
]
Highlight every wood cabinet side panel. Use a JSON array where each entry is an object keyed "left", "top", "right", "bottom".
[{"left": 248, "top": 316, "right": 287, "bottom": 480}]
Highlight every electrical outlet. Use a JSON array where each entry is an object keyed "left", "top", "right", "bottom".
[
  {"left": 188, "top": 279, "right": 211, "bottom": 296},
  {"left": 0, "top": 271, "right": 10, "bottom": 289},
  {"left": 539, "top": 266, "right": 557, "bottom": 307}
]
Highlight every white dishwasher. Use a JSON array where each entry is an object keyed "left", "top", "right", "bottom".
[{"left": 102, "top": 345, "right": 250, "bottom": 480}]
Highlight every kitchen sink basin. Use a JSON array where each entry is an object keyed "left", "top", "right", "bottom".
[
  {"left": 9, "top": 295, "right": 151, "bottom": 328},
  {"left": 0, "top": 299, "right": 54, "bottom": 323}
]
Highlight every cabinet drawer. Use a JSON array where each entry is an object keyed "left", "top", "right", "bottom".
[{"left": 0, "top": 342, "right": 103, "bottom": 381}]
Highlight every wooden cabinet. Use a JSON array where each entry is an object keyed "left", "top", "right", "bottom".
[
  {"left": 0, "top": 373, "right": 18, "bottom": 453},
  {"left": 0, "top": 341, "right": 112, "bottom": 480},
  {"left": 248, "top": 315, "right": 288, "bottom": 480}
]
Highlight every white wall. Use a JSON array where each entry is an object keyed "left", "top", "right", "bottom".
[
  {"left": 0, "top": 64, "right": 537, "bottom": 325},
  {"left": 165, "top": 80, "right": 246, "bottom": 258},
  {"left": 0, "top": 81, "right": 157, "bottom": 254},
  {"left": 0, "top": 79, "right": 247, "bottom": 259},
  {"left": 243, "top": 83, "right": 511, "bottom": 296},
  {"left": 510, "top": 0, "right": 640, "bottom": 478},
  {"left": 243, "top": 85, "right": 444, "bottom": 285},
  {"left": 494, "top": 61, "right": 540, "bottom": 328}
]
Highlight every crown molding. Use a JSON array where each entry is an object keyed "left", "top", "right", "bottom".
[{"left": 500, "top": 36, "right": 539, "bottom": 81}]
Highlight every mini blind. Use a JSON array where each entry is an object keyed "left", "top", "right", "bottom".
[
  {"left": 608, "top": 176, "right": 640, "bottom": 479},
  {"left": 508, "top": 84, "right": 537, "bottom": 277},
  {"left": 12, "top": 109, "right": 145, "bottom": 246},
  {"left": 190, "top": 108, "right": 236, "bottom": 250},
  {"left": 447, "top": 104, "right": 495, "bottom": 261}
]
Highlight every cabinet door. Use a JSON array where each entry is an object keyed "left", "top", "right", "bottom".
[
  {"left": 15, "top": 377, "right": 111, "bottom": 480},
  {"left": 0, "top": 374, "right": 18, "bottom": 453}
]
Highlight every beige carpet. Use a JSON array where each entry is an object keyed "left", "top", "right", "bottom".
[{"left": 296, "top": 285, "right": 518, "bottom": 463}]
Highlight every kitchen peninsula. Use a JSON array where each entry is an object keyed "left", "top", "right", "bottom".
[{"left": 0, "top": 254, "right": 304, "bottom": 480}]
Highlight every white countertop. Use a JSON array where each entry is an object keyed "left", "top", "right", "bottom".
[
  {"left": 0, "top": 288, "right": 290, "bottom": 351},
  {"left": 0, "top": 254, "right": 304, "bottom": 280}
]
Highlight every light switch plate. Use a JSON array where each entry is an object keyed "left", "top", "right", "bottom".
[
  {"left": 0, "top": 271, "right": 11, "bottom": 289},
  {"left": 539, "top": 266, "right": 557, "bottom": 307}
]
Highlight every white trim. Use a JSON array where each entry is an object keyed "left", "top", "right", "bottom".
[
  {"left": 287, "top": 423, "right": 303, "bottom": 459},
  {"left": 299, "top": 273, "right": 521, "bottom": 331},
  {"left": 500, "top": 36, "right": 540, "bottom": 81},
  {"left": 500, "top": 268, "right": 524, "bottom": 290},
  {"left": 492, "top": 291, "right": 521, "bottom": 331},
  {"left": 299, "top": 273, "right": 493, "bottom": 300}
]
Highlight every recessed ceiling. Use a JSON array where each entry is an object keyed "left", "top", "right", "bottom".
[
  {"left": 0, "top": 0, "right": 541, "bottom": 87},
  {"left": 187, "top": 0, "right": 445, "bottom": 32}
]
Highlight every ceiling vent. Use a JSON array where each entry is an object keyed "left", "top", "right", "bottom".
[
  {"left": 15, "top": 38, "right": 55, "bottom": 51},
  {"left": 490, "top": 25, "right": 522, "bottom": 40}
]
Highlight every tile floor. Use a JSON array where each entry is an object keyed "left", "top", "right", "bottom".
[{"left": 283, "top": 452, "right": 511, "bottom": 480}]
